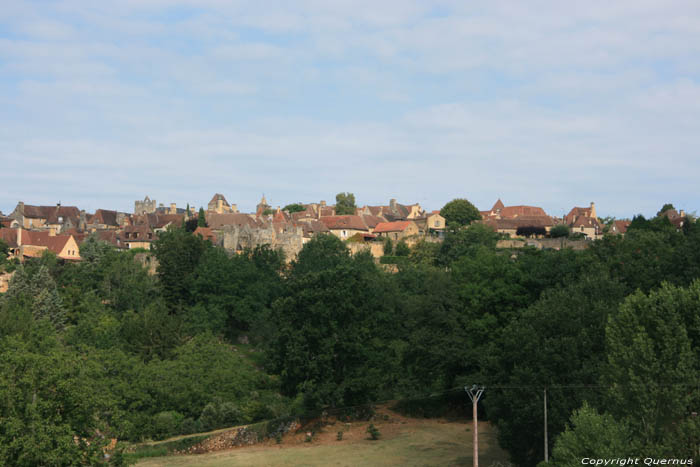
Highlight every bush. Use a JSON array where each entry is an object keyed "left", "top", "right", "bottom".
[
  {"left": 180, "top": 417, "right": 201, "bottom": 435},
  {"left": 383, "top": 237, "right": 394, "bottom": 255},
  {"left": 199, "top": 403, "right": 221, "bottom": 431},
  {"left": 366, "top": 424, "right": 380, "bottom": 440},
  {"left": 394, "top": 240, "right": 410, "bottom": 256},
  {"left": 550, "top": 224, "right": 570, "bottom": 238},
  {"left": 152, "top": 411, "right": 185, "bottom": 440},
  {"left": 219, "top": 402, "right": 243, "bottom": 426}
]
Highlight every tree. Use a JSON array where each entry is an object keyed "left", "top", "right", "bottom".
[
  {"left": 78, "top": 233, "right": 113, "bottom": 263},
  {"left": 439, "top": 199, "right": 481, "bottom": 228},
  {"left": 603, "top": 282, "right": 699, "bottom": 455},
  {"left": 657, "top": 203, "right": 675, "bottom": 217},
  {"left": 290, "top": 234, "right": 350, "bottom": 277},
  {"left": 0, "top": 333, "right": 114, "bottom": 465},
  {"left": 382, "top": 237, "right": 394, "bottom": 256},
  {"left": 151, "top": 227, "right": 209, "bottom": 308},
  {"left": 0, "top": 237, "right": 8, "bottom": 264},
  {"left": 485, "top": 274, "right": 626, "bottom": 467},
  {"left": 1, "top": 265, "right": 65, "bottom": 331},
  {"left": 516, "top": 226, "right": 547, "bottom": 238},
  {"left": 394, "top": 240, "right": 410, "bottom": 257},
  {"left": 283, "top": 203, "right": 306, "bottom": 214},
  {"left": 549, "top": 403, "right": 632, "bottom": 466},
  {"left": 549, "top": 224, "right": 570, "bottom": 238},
  {"left": 437, "top": 223, "right": 499, "bottom": 266},
  {"left": 335, "top": 192, "right": 357, "bottom": 215},
  {"left": 197, "top": 207, "right": 207, "bottom": 228},
  {"left": 270, "top": 245, "right": 396, "bottom": 410}
]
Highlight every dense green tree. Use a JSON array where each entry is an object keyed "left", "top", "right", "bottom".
[
  {"left": 394, "top": 240, "right": 410, "bottom": 256},
  {"left": 549, "top": 224, "right": 570, "bottom": 238},
  {"left": 549, "top": 403, "right": 633, "bottom": 466},
  {"left": 152, "top": 227, "right": 209, "bottom": 308},
  {"left": 439, "top": 198, "right": 481, "bottom": 228},
  {"left": 0, "top": 237, "right": 8, "bottom": 264},
  {"left": 197, "top": 207, "right": 207, "bottom": 227},
  {"left": 290, "top": 234, "right": 350, "bottom": 277},
  {"left": 270, "top": 248, "right": 397, "bottom": 410},
  {"left": 604, "top": 282, "right": 699, "bottom": 455},
  {"left": 283, "top": 203, "right": 306, "bottom": 213},
  {"left": 190, "top": 246, "right": 285, "bottom": 339},
  {"left": 437, "top": 223, "right": 499, "bottom": 266},
  {"left": 383, "top": 237, "right": 394, "bottom": 256},
  {"left": 1, "top": 265, "right": 65, "bottom": 331},
  {"left": 656, "top": 203, "right": 675, "bottom": 216},
  {"left": 335, "top": 192, "right": 357, "bottom": 215},
  {"left": 485, "top": 274, "right": 626, "bottom": 467},
  {"left": 78, "top": 233, "right": 113, "bottom": 263},
  {"left": 0, "top": 331, "right": 114, "bottom": 465}
]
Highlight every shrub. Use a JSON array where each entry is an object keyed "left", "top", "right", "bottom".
[
  {"left": 394, "top": 240, "right": 410, "bottom": 256},
  {"left": 383, "top": 237, "right": 394, "bottom": 255},
  {"left": 199, "top": 403, "right": 220, "bottom": 431},
  {"left": 152, "top": 411, "right": 184, "bottom": 440},
  {"left": 550, "top": 224, "right": 570, "bottom": 238},
  {"left": 366, "top": 424, "right": 380, "bottom": 440},
  {"left": 219, "top": 402, "right": 243, "bottom": 426}
]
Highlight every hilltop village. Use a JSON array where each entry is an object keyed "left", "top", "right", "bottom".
[{"left": 0, "top": 193, "right": 689, "bottom": 263}]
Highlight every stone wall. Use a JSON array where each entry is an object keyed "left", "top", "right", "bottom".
[{"left": 219, "top": 224, "right": 304, "bottom": 261}]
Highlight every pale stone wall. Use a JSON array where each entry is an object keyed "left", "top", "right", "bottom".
[{"left": 347, "top": 242, "right": 384, "bottom": 259}]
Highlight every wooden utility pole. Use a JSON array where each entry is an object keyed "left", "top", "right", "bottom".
[
  {"left": 465, "top": 385, "right": 485, "bottom": 467},
  {"left": 544, "top": 387, "right": 549, "bottom": 463}
]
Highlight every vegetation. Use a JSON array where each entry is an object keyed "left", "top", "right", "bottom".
[
  {"left": 283, "top": 203, "right": 306, "bottom": 214},
  {"left": 335, "top": 192, "right": 357, "bottom": 215},
  {"left": 549, "top": 224, "right": 570, "bottom": 238},
  {"left": 440, "top": 198, "right": 481, "bottom": 227},
  {"left": 0, "top": 205, "right": 698, "bottom": 466},
  {"left": 197, "top": 208, "right": 207, "bottom": 227}
]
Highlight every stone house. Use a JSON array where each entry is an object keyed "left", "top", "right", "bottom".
[
  {"left": 9, "top": 202, "right": 81, "bottom": 233},
  {"left": 207, "top": 194, "right": 238, "bottom": 214},
  {"left": 373, "top": 221, "right": 420, "bottom": 241},
  {"left": 319, "top": 215, "right": 369, "bottom": 240},
  {"left": 7, "top": 228, "right": 81, "bottom": 261},
  {"left": 134, "top": 196, "right": 157, "bottom": 215}
]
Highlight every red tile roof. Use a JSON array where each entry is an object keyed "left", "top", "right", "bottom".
[
  {"left": 319, "top": 215, "right": 368, "bottom": 231},
  {"left": 373, "top": 221, "right": 413, "bottom": 233},
  {"left": 21, "top": 230, "right": 73, "bottom": 255},
  {"left": 499, "top": 205, "right": 548, "bottom": 218}
]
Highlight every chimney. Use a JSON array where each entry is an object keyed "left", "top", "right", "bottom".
[
  {"left": 390, "top": 198, "right": 397, "bottom": 212},
  {"left": 170, "top": 203, "right": 176, "bottom": 215},
  {"left": 680, "top": 210, "right": 686, "bottom": 217},
  {"left": 590, "top": 202, "right": 597, "bottom": 219},
  {"left": 320, "top": 200, "right": 326, "bottom": 207},
  {"left": 231, "top": 204, "right": 238, "bottom": 213}
]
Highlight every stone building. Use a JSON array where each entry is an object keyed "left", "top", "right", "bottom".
[{"left": 134, "top": 196, "right": 157, "bottom": 215}]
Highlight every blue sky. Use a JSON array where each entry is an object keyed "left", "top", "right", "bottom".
[{"left": 1, "top": 1, "right": 699, "bottom": 218}]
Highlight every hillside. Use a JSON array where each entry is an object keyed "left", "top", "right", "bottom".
[{"left": 135, "top": 406, "right": 510, "bottom": 467}]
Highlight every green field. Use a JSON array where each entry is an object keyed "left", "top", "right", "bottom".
[{"left": 135, "top": 416, "right": 510, "bottom": 467}]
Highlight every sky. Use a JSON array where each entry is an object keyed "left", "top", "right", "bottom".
[{"left": 1, "top": 1, "right": 699, "bottom": 218}]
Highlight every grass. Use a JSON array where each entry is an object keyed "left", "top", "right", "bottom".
[{"left": 135, "top": 416, "right": 510, "bottom": 467}]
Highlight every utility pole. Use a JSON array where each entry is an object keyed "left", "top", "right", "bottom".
[
  {"left": 544, "top": 387, "right": 549, "bottom": 463},
  {"left": 466, "top": 385, "right": 485, "bottom": 467}
]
